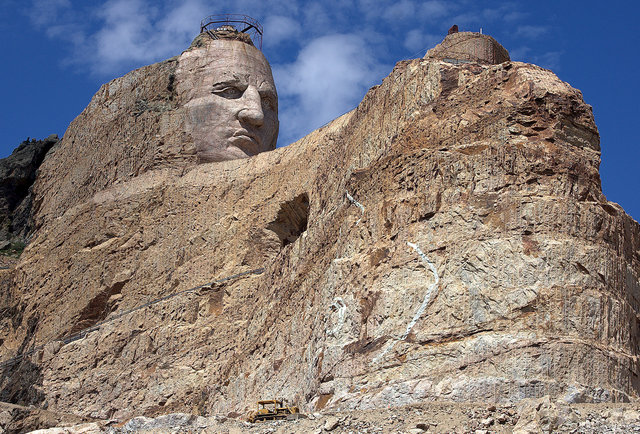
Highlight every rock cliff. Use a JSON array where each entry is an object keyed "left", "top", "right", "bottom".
[
  {"left": 1, "top": 34, "right": 639, "bottom": 428},
  {"left": 0, "top": 135, "right": 58, "bottom": 248}
]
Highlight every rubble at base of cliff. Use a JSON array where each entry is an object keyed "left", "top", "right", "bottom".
[{"left": 5, "top": 398, "right": 640, "bottom": 434}]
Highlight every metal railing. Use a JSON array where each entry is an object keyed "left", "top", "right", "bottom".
[{"left": 200, "top": 14, "right": 263, "bottom": 49}]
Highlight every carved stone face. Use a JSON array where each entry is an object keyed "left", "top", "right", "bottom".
[{"left": 180, "top": 39, "right": 278, "bottom": 163}]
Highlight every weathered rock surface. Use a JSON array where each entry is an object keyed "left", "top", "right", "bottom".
[
  {"left": 0, "top": 135, "right": 58, "bottom": 245},
  {"left": 425, "top": 31, "right": 510, "bottom": 64},
  {"left": 0, "top": 34, "right": 639, "bottom": 431}
]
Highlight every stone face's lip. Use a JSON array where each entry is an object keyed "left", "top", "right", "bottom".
[{"left": 230, "top": 129, "right": 261, "bottom": 154}]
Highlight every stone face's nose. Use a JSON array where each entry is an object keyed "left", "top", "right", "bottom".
[{"left": 238, "top": 85, "right": 264, "bottom": 127}]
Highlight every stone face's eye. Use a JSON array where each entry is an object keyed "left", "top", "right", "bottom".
[
  {"left": 261, "top": 95, "right": 276, "bottom": 111},
  {"left": 211, "top": 85, "right": 243, "bottom": 99},
  {"left": 260, "top": 91, "right": 277, "bottom": 111}
]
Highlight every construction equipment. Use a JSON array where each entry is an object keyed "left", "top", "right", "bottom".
[{"left": 247, "top": 399, "right": 300, "bottom": 422}]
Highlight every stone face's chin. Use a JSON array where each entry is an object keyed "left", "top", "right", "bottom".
[{"left": 197, "top": 141, "right": 257, "bottom": 163}]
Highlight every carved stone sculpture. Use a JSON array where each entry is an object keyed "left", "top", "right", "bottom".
[{"left": 178, "top": 37, "right": 279, "bottom": 163}]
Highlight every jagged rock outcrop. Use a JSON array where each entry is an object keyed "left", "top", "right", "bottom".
[
  {"left": 0, "top": 135, "right": 58, "bottom": 246},
  {"left": 0, "top": 33, "right": 639, "bottom": 429}
]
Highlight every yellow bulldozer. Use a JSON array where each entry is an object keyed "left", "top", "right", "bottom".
[{"left": 247, "top": 399, "right": 300, "bottom": 422}]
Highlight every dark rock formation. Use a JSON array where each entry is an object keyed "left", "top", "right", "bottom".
[{"left": 0, "top": 135, "right": 58, "bottom": 247}]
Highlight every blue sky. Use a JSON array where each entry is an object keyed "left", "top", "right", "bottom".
[{"left": 1, "top": 0, "right": 639, "bottom": 220}]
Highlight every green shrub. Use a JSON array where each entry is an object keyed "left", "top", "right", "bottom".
[{"left": 0, "top": 241, "right": 26, "bottom": 258}]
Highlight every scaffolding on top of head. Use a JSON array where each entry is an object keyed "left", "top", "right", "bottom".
[{"left": 200, "top": 14, "right": 263, "bottom": 49}]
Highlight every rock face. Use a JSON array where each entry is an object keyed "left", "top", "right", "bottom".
[
  {"left": 1, "top": 34, "right": 639, "bottom": 425},
  {"left": 0, "top": 135, "right": 58, "bottom": 245},
  {"left": 426, "top": 32, "right": 510, "bottom": 64}
]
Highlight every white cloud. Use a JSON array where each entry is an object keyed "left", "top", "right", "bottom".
[
  {"left": 508, "top": 47, "right": 562, "bottom": 70},
  {"left": 273, "top": 34, "right": 388, "bottom": 145},
  {"left": 263, "top": 15, "right": 302, "bottom": 47},
  {"left": 386, "top": 0, "right": 416, "bottom": 21},
  {"left": 448, "top": 12, "right": 478, "bottom": 29},
  {"left": 509, "top": 46, "right": 531, "bottom": 61},
  {"left": 451, "top": 4, "right": 523, "bottom": 30},
  {"left": 534, "top": 51, "right": 562, "bottom": 70},
  {"left": 481, "top": 4, "right": 519, "bottom": 22},
  {"left": 503, "top": 11, "right": 526, "bottom": 22},
  {"left": 232, "top": 0, "right": 301, "bottom": 16},
  {"left": 30, "top": 0, "right": 71, "bottom": 27},
  {"left": 159, "top": 0, "right": 204, "bottom": 36},
  {"left": 382, "top": 0, "right": 452, "bottom": 23},
  {"left": 93, "top": 0, "right": 155, "bottom": 67},
  {"left": 301, "top": 3, "right": 332, "bottom": 33},
  {"left": 28, "top": 0, "right": 458, "bottom": 77},
  {"left": 83, "top": 0, "right": 208, "bottom": 74},
  {"left": 516, "top": 25, "right": 548, "bottom": 39},
  {"left": 358, "top": 0, "right": 389, "bottom": 22},
  {"left": 29, "top": 0, "right": 86, "bottom": 44},
  {"left": 404, "top": 29, "right": 441, "bottom": 54},
  {"left": 419, "top": 0, "right": 450, "bottom": 18},
  {"left": 27, "top": 0, "right": 215, "bottom": 75}
]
